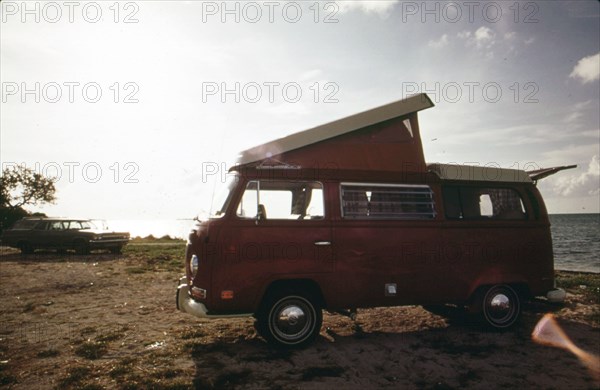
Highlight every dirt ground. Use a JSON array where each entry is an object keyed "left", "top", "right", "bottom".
[{"left": 0, "top": 244, "right": 599, "bottom": 390}]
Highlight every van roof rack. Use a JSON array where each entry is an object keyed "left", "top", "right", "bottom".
[{"left": 428, "top": 163, "right": 532, "bottom": 183}]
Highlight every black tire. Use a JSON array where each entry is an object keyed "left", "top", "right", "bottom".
[
  {"left": 74, "top": 240, "right": 89, "bottom": 255},
  {"left": 19, "top": 242, "right": 33, "bottom": 255},
  {"left": 422, "top": 304, "right": 448, "bottom": 316},
  {"left": 257, "top": 292, "right": 322, "bottom": 348},
  {"left": 109, "top": 246, "right": 123, "bottom": 254},
  {"left": 479, "top": 284, "right": 521, "bottom": 329}
]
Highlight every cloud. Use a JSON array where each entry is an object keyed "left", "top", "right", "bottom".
[
  {"left": 474, "top": 26, "right": 495, "bottom": 49},
  {"left": 428, "top": 34, "right": 448, "bottom": 49},
  {"left": 457, "top": 27, "right": 496, "bottom": 58},
  {"left": 335, "top": 1, "right": 399, "bottom": 17},
  {"left": 552, "top": 155, "right": 600, "bottom": 196},
  {"left": 569, "top": 52, "right": 600, "bottom": 84},
  {"left": 299, "top": 69, "right": 323, "bottom": 81}
]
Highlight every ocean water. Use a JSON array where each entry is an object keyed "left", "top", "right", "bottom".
[
  {"left": 107, "top": 219, "right": 194, "bottom": 240},
  {"left": 549, "top": 214, "right": 600, "bottom": 273},
  {"left": 108, "top": 214, "right": 599, "bottom": 273}
]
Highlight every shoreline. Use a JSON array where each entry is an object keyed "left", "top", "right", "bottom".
[{"left": 557, "top": 269, "right": 600, "bottom": 275}]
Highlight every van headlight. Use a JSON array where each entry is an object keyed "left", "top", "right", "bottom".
[{"left": 190, "top": 254, "right": 199, "bottom": 276}]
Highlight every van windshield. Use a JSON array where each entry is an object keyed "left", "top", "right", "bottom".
[{"left": 209, "top": 174, "right": 239, "bottom": 218}]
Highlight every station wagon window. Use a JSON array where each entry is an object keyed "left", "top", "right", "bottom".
[
  {"left": 443, "top": 186, "right": 526, "bottom": 220},
  {"left": 237, "top": 181, "right": 324, "bottom": 220},
  {"left": 340, "top": 183, "right": 436, "bottom": 219},
  {"left": 34, "top": 222, "right": 48, "bottom": 230},
  {"left": 49, "top": 221, "right": 67, "bottom": 230},
  {"left": 12, "top": 220, "right": 39, "bottom": 229},
  {"left": 67, "top": 221, "right": 84, "bottom": 230}
]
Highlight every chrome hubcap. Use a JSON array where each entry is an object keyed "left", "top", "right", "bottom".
[
  {"left": 271, "top": 299, "right": 312, "bottom": 342},
  {"left": 484, "top": 286, "right": 519, "bottom": 327},
  {"left": 488, "top": 293, "right": 511, "bottom": 322}
]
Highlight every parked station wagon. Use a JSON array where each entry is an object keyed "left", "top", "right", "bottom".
[
  {"left": 1, "top": 217, "right": 130, "bottom": 254},
  {"left": 177, "top": 93, "right": 570, "bottom": 348}
]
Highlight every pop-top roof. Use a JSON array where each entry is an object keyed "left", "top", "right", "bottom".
[{"left": 236, "top": 93, "right": 434, "bottom": 167}]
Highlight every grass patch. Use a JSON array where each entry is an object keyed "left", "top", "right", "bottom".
[
  {"left": 130, "top": 235, "right": 186, "bottom": 244},
  {"left": 178, "top": 327, "right": 205, "bottom": 340},
  {"left": 109, "top": 357, "right": 137, "bottom": 379},
  {"left": 124, "top": 243, "right": 185, "bottom": 273},
  {"left": 152, "top": 368, "right": 183, "bottom": 379},
  {"left": 37, "top": 348, "right": 60, "bottom": 358},
  {"left": 125, "top": 266, "right": 147, "bottom": 275},
  {"left": 74, "top": 341, "right": 107, "bottom": 360},
  {"left": 96, "top": 332, "right": 124, "bottom": 342},
  {"left": 23, "top": 302, "right": 36, "bottom": 312},
  {"left": 0, "top": 364, "right": 17, "bottom": 386},
  {"left": 58, "top": 366, "right": 92, "bottom": 387},
  {"left": 80, "top": 326, "right": 97, "bottom": 336},
  {"left": 584, "top": 306, "right": 600, "bottom": 325},
  {"left": 556, "top": 271, "right": 600, "bottom": 304}
]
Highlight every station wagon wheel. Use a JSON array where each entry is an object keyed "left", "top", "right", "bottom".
[
  {"left": 109, "top": 246, "right": 123, "bottom": 254},
  {"left": 258, "top": 293, "right": 322, "bottom": 348},
  {"left": 481, "top": 285, "right": 521, "bottom": 329},
  {"left": 74, "top": 240, "right": 89, "bottom": 255},
  {"left": 19, "top": 241, "right": 33, "bottom": 255}
]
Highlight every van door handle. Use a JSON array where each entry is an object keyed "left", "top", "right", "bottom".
[{"left": 314, "top": 241, "right": 331, "bottom": 246}]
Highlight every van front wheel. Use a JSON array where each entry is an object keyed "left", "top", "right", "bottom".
[
  {"left": 481, "top": 285, "right": 521, "bottom": 329},
  {"left": 257, "top": 293, "right": 322, "bottom": 348}
]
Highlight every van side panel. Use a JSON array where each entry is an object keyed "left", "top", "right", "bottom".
[
  {"left": 210, "top": 218, "right": 333, "bottom": 313},
  {"left": 439, "top": 183, "right": 555, "bottom": 300},
  {"left": 328, "top": 220, "right": 442, "bottom": 308}
]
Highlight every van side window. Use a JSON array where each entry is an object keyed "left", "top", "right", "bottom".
[
  {"left": 340, "top": 183, "right": 436, "bottom": 219},
  {"left": 444, "top": 186, "right": 526, "bottom": 220},
  {"left": 236, "top": 181, "right": 324, "bottom": 220}
]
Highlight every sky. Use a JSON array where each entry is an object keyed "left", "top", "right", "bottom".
[{"left": 1, "top": 0, "right": 599, "bottom": 234}]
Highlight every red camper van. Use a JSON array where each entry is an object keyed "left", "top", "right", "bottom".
[{"left": 176, "top": 93, "right": 569, "bottom": 348}]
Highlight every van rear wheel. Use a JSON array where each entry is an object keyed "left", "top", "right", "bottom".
[
  {"left": 257, "top": 292, "right": 322, "bottom": 348},
  {"left": 480, "top": 285, "right": 521, "bottom": 329}
]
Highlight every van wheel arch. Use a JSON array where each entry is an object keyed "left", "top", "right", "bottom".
[{"left": 257, "top": 279, "right": 326, "bottom": 312}]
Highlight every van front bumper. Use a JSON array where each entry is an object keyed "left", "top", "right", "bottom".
[
  {"left": 176, "top": 277, "right": 211, "bottom": 318},
  {"left": 176, "top": 276, "right": 253, "bottom": 319}
]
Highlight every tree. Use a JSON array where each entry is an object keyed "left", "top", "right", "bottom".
[{"left": 0, "top": 166, "right": 56, "bottom": 230}]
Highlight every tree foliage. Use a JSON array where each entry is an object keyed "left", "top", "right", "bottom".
[
  {"left": 1, "top": 165, "right": 56, "bottom": 209},
  {"left": 0, "top": 166, "right": 56, "bottom": 231}
]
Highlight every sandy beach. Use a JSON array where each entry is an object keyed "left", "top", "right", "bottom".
[{"left": 1, "top": 244, "right": 598, "bottom": 389}]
